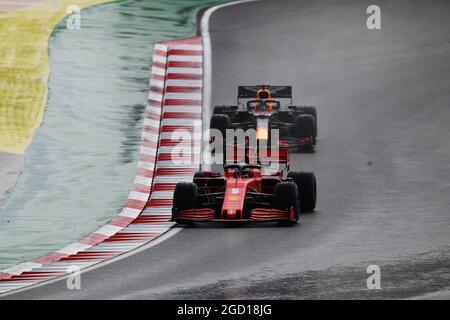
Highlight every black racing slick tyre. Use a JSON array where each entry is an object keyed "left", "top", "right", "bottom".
[
  {"left": 295, "top": 114, "right": 316, "bottom": 148},
  {"left": 287, "top": 171, "right": 317, "bottom": 213},
  {"left": 295, "top": 114, "right": 315, "bottom": 138},
  {"left": 289, "top": 106, "right": 317, "bottom": 137},
  {"left": 210, "top": 114, "right": 231, "bottom": 139},
  {"left": 301, "top": 106, "right": 317, "bottom": 121},
  {"left": 173, "top": 182, "right": 198, "bottom": 212},
  {"left": 302, "top": 106, "right": 317, "bottom": 139},
  {"left": 274, "top": 182, "right": 300, "bottom": 222}
]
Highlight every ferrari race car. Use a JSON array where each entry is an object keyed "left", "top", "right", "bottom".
[
  {"left": 210, "top": 85, "right": 317, "bottom": 151},
  {"left": 171, "top": 149, "right": 317, "bottom": 225}
]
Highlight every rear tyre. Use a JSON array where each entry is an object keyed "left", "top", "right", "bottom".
[
  {"left": 287, "top": 171, "right": 317, "bottom": 213},
  {"left": 303, "top": 106, "right": 317, "bottom": 140},
  {"left": 301, "top": 106, "right": 316, "bottom": 120},
  {"left": 274, "top": 182, "right": 300, "bottom": 223},
  {"left": 210, "top": 114, "right": 231, "bottom": 140},
  {"left": 291, "top": 106, "right": 317, "bottom": 139},
  {"left": 304, "top": 106, "right": 317, "bottom": 118},
  {"left": 172, "top": 182, "right": 198, "bottom": 223}
]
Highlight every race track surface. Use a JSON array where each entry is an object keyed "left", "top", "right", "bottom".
[{"left": 5, "top": 0, "right": 450, "bottom": 299}]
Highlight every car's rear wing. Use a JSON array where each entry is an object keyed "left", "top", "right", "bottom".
[{"left": 237, "top": 85, "right": 293, "bottom": 104}]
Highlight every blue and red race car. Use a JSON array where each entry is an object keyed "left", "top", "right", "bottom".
[
  {"left": 171, "top": 149, "right": 316, "bottom": 225},
  {"left": 210, "top": 85, "right": 317, "bottom": 151}
]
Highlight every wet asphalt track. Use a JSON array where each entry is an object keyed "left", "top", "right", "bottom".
[{"left": 5, "top": 0, "right": 450, "bottom": 299}]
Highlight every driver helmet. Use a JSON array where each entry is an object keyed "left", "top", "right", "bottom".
[{"left": 256, "top": 88, "right": 273, "bottom": 111}]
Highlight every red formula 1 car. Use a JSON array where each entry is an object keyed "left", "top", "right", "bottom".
[{"left": 171, "top": 150, "right": 316, "bottom": 225}]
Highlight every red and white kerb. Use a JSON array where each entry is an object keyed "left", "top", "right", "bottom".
[{"left": 0, "top": 37, "right": 203, "bottom": 294}]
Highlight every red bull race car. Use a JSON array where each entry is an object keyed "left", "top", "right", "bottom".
[
  {"left": 171, "top": 149, "right": 317, "bottom": 225},
  {"left": 210, "top": 85, "right": 317, "bottom": 151}
]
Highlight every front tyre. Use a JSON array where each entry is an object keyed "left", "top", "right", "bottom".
[
  {"left": 172, "top": 182, "right": 198, "bottom": 223},
  {"left": 287, "top": 171, "right": 317, "bottom": 213},
  {"left": 274, "top": 182, "right": 300, "bottom": 223},
  {"left": 295, "top": 114, "right": 316, "bottom": 150},
  {"left": 302, "top": 106, "right": 317, "bottom": 139}
]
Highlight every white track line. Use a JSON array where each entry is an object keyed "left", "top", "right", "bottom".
[
  {"left": 0, "top": 228, "right": 183, "bottom": 297},
  {"left": 200, "top": 0, "right": 259, "bottom": 171}
]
